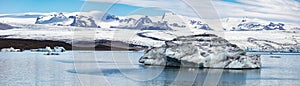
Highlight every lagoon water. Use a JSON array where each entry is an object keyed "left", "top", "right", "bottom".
[{"left": 0, "top": 51, "right": 300, "bottom": 86}]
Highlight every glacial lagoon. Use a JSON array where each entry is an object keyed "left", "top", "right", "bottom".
[{"left": 0, "top": 51, "right": 299, "bottom": 86}]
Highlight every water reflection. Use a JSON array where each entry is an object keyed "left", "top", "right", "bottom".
[
  {"left": 68, "top": 65, "right": 261, "bottom": 86},
  {"left": 3, "top": 51, "right": 300, "bottom": 86}
]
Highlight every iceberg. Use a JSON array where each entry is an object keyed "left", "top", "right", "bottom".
[
  {"left": 1, "top": 47, "right": 21, "bottom": 52},
  {"left": 31, "top": 46, "right": 65, "bottom": 52},
  {"left": 53, "top": 46, "right": 66, "bottom": 52},
  {"left": 31, "top": 46, "right": 53, "bottom": 52},
  {"left": 139, "top": 34, "right": 261, "bottom": 69}
]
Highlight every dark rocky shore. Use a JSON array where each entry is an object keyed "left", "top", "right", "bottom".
[{"left": 0, "top": 38, "right": 147, "bottom": 51}]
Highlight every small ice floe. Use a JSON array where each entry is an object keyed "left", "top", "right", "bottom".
[
  {"left": 53, "top": 46, "right": 66, "bottom": 52},
  {"left": 31, "top": 46, "right": 52, "bottom": 52},
  {"left": 1, "top": 47, "right": 21, "bottom": 52},
  {"left": 270, "top": 56, "right": 281, "bottom": 58},
  {"left": 44, "top": 52, "right": 60, "bottom": 55},
  {"left": 31, "top": 46, "right": 66, "bottom": 52},
  {"left": 139, "top": 34, "right": 261, "bottom": 69}
]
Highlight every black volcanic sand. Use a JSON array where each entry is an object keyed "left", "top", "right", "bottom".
[
  {"left": 0, "top": 38, "right": 72, "bottom": 50},
  {"left": 95, "top": 40, "right": 148, "bottom": 51},
  {"left": 0, "top": 38, "right": 147, "bottom": 51}
]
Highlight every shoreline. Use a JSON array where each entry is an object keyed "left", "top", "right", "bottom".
[{"left": 0, "top": 38, "right": 147, "bottom": 51}]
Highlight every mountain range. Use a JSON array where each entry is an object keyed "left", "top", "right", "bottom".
[
  {"left": 0, "top": 11, "right": 299, "bottom": 50},
  {"left": 30, "top": 12, "right": 200, "bottom": 30},
  {"left": 0, "top": 11, "right": 298, "bottom": 31},
  {"left": 227, "top": 17, "right": 285, "bottom": 31},
  {"left": 33, "top": 12, "right": 297, "bottom": 31},
  {"left": 35, "top": 13, "right": 99, "bottom": 27}
]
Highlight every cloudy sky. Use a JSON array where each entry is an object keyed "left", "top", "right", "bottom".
[
  {"left": 0, "top": 0, "right": 299, "bottom": 23},
  {"left": 85, "top": 0, "right": 300, "bottom": 23}
]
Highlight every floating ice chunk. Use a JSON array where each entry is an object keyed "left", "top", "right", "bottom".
[{"left": 139, "top": 34, "right": 261, "bottom": 69}]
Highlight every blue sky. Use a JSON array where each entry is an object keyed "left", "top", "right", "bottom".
[
  {"left": 1, "top": 0, "right": 299, "bottom": 16},
  {"left": 222, "top": 0, "right": 241, "bottom": 3},
  {"left": 0, "top": 0, "right": 167, "bottom": 16},
  {"left": 0, "top": 0, "right": 84, "bottom": 13},
  {"left": 223, "top": 0, "right": 300, "bottom": 4},
  {"left": 0, "top": 0, "right": 300, "bottom": 23}
]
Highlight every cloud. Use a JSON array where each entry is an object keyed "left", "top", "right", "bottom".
[
  {"left": 85, "top": 0, "right": 224, "bottom": 31},
  {"left": 213, "top": 0, "right": 300, "bottom": 24},
  {"left": 85, "top": 0, "right": 300, "bottom": 24},
  {"left": 85, "top": 0, "right": 200, "bottom": 17}
]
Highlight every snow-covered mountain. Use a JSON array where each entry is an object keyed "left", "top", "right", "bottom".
[
  {"left": 1, "top": 11, "right": 300, "bottom": 54},
  {"left": 189, "top": 20, "right": 212, "bottom": 30},
  {"left": 292, "top": 27, "right": 300, "bottom": 30},
  {"left": 160, "top": 13, "right": 212, "bottom": 30},
  {"left": 101, "top": 14, "right": 120, "bottom": 22},
  {"left": 224, "top": 17, "right": 286, "bottom": 31},
  {"left": 35, "top": 13, "right": 99, "bottom": 28},
  {"left": 1, "top": 11, "right": 299, "bottom": 32},
  {"left": 109, "top": 12, "right": 215, "bottom": 30},
  {"left": 0, "top": 23, "right": 15, "bottom": 30},
  {"left": 32, "top": 13, "right": 295, "bottom": 31},
  {"left": 113, "top": 16, "right": 171, "bottom": 30}
]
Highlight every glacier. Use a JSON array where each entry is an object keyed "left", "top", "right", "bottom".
[
  {"left": 139, "top": 34, "right": 261, "bottom": 69},
  {"left": 0, "top": 11, "right": 300, "bottom": 52}
]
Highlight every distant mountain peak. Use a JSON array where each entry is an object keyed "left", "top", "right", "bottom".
[
  {"left": 113, "top": 16, "right": 171, "bottom": 30},
  {"left": 228, "top": 17, "right": 286, "bottom": 31},
  {"left": 135, "top": 16, "right": 153, "bottom": 26},
  {"left": 101, "top": 13, "right": 120, "bottom": 22},
  {"left": 35, "top": 12, "right": 99, "bottom": 28},
  {"left": 0, "top": 22, "right": 15, "bottom": 30},
  {"left": 241, "top": 17, "right": 247, "bottom": 23},
  {"left": 162, "top": 12, "right": 176, "bottom": 20}
]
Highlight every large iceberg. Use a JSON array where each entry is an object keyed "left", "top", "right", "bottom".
[{"left": 139, "top": 34, "right": 261, "bottom": 69}]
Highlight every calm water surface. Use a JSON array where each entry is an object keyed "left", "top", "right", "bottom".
[{"left": 0, "top": 51, "right": 299, "bottom": 86}]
